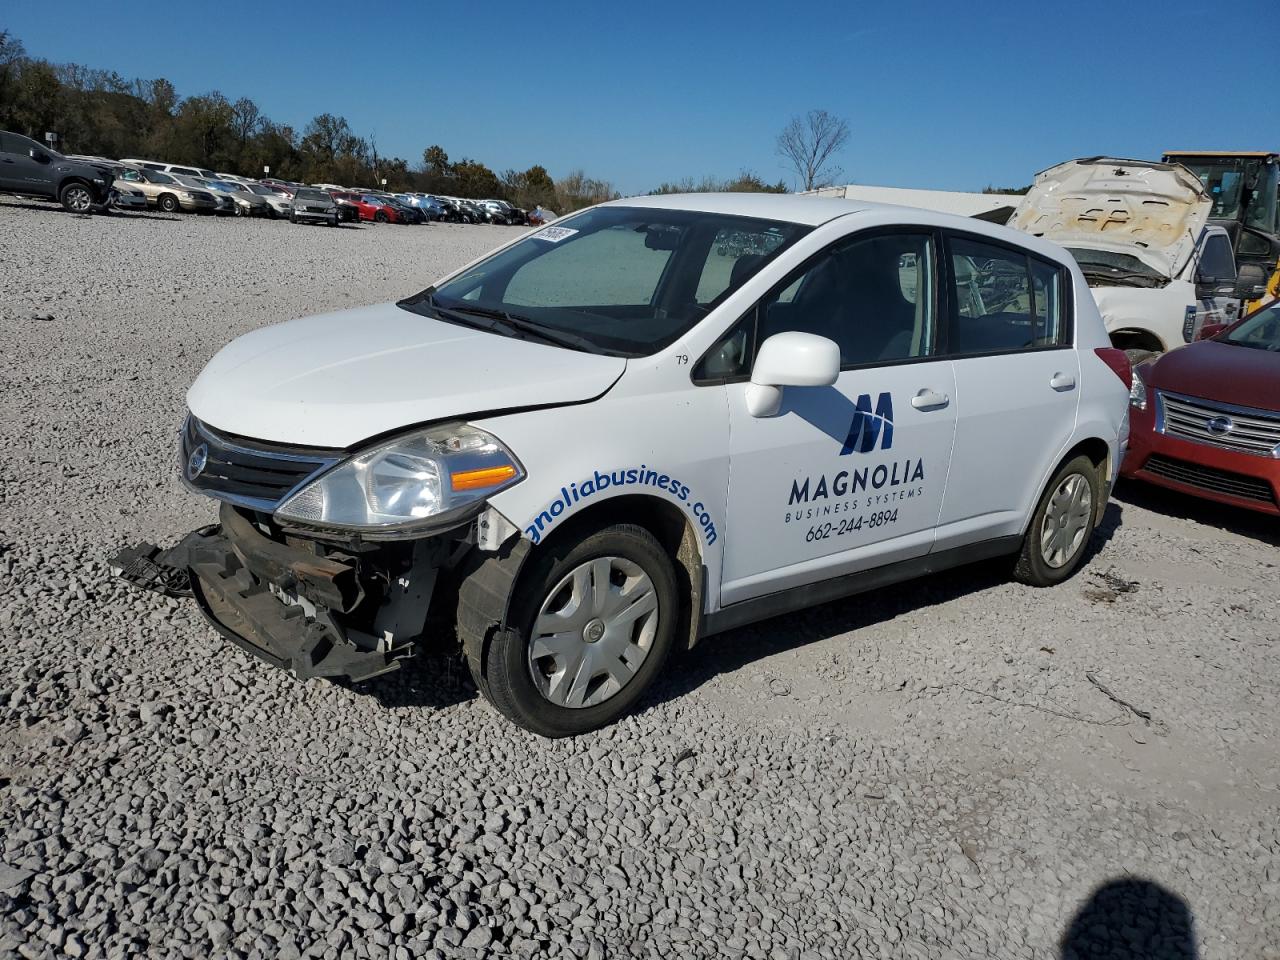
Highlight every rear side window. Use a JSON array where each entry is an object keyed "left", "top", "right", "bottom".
[{"left": 947, "top": 236, "right": 1068, "bottom": 355}]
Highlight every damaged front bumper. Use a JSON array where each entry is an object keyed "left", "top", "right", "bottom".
[{"left": 111, "top": 503, "right": 430, "bottom": 682}]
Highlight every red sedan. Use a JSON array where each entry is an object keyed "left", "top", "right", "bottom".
[
  {"left": 331, "top": 191, "right": 407, "bottom": 224},
  {"left": 1122, "top": 300, "right": 1280, "bottom": 515}
]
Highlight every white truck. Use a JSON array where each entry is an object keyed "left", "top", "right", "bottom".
[{"left": 1008, "top": 157, "right": 1264, "bottom": 361}]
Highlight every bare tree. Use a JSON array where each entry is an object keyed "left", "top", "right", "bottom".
[{"left": 776, "top": 110, "right": 850, "bottom": 191}]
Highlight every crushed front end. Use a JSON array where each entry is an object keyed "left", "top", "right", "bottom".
[{"left": 111, "top": 416, "right": 525, "bottom": 683}]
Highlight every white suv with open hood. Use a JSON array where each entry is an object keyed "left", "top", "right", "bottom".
[
  {"left": 1009, "top": 157, "right": 1263, "bottom": 359},
  {"left": 113, "top": 194, "right": 1130, "bottom": 736}
]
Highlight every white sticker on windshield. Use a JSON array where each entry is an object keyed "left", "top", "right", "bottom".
[{"left": 531, "top": 226, "right": 578, "bottom": 243}]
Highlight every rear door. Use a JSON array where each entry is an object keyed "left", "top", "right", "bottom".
[
  {"left": 934, "top": 232, "right": 1079, "bottom": 549},
  {"left": 715, "top": 228, "right": 959, "bottom": 605}
]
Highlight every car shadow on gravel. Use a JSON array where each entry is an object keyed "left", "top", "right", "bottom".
[
  {"left": 1114, "top": 479, "right": 1279, "bottom": 547},
  {"left": 0, "top": 198, "right": 181, "bottom": 222},
  {"left": 645, "top": 502, "right": 1125, "bottom": 708},
  {"left": 1059, "top": 877, "right": 1197, "bottom": 959},
  {"left": 349, "top": 651, "right": 478, "bottom": 712}
]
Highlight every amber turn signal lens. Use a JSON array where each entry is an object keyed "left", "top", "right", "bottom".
[{"left": 450, "top": 464, "right": 517, "bottom": 491}]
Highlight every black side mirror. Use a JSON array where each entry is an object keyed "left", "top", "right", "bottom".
[
  {"left": 29, "top": 148, "right": 49, "bottom": 163},
  {"left": 1234, "top": 263, "right": 1269, "bottom": 301}
]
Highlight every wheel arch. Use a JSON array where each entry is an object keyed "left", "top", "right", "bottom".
[
  {"left": 1109, "top": 327, "right": 1166, "bottom": 354},
  {"left": 455, "top": 493, "right": 706, "bottom": 681},
  {"left": 1030, "top": 436, "right": 1112, "bottom": 533}
]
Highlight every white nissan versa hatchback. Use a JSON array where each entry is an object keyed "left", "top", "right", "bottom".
[{"left": 113, "top": 194, "right": 1131, "bottom": 737}]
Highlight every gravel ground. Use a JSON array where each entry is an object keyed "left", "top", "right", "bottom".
[{"left": 1, "top": 198, "right": 1278, "bottom": 960}]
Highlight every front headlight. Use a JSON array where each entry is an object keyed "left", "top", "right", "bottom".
[
  {"left": 1129, "top": 362, "right": 1149, "bottom": 410},
  {"left": 275, "top": 423, "right": 524, "bottom": 537},
  {"left": 177, "top": 190, "right": 193, "bottom": 199}
]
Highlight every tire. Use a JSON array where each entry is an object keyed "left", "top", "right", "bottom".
[
  {"left": 1124, "top": 348, "right": 1159, "bottom": 367},
  {"left": 329, "top": 214, "right": 338, "bottom": 227},
  {"left": 59, "top": 182, "right": 95, "bottom": 214},
  {"left": 375, "top": 211, "right": 389, "bottom": 223},
  {"left": 233, "top": 202, "right": 245, "bottom": 217},
  {"left": 158, "top": 194, "right": 179, "bottom": 214},
  {"left": 480, "top": 523, "right": 678, "bottom": 737},
  {"left": 1013, "top": 455, "right": 1101, "bottom": 587}
]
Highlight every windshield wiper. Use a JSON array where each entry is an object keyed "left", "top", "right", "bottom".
[
  {"left": 1223, "top": 338, "right": 1276, "bottom": 351},
  {"left": 421, "top": 297, "right": 602, "bottom": 353},
  {"left": 1079, "top": 268, "right": 1161, "bottom": 287}
]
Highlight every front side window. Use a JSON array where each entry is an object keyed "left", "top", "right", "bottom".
[
  {"left": 947, "top": 237, "right": 1067, "bottom": 354},
  {"left": 696, "top": 231, "right": 937, "bottom": 380},
  {"left": 1197, "top": 234, "right": 1236, "bottom": 284},
  {"left": 407, "top": 206, "right": 809, "bottom": 356}
]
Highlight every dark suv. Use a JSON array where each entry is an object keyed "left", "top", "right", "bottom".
[{"left": 0, "top": 131, "right": 119, "bottom": 213}]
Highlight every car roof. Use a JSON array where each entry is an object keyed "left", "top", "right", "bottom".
[
  {"left": 601, "top": 192, "right": 1080, "bottom": 267},
  {"left": 603, "top": 192, "right": 882, "bottom": 226}
]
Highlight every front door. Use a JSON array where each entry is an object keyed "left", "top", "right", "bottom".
[
  {"left": 1193, "top": 231, "right": 1241, "bottom": 335},
  {"left": 717, "top": 229, "right": 958, "bottom": 606},
  {"left": 0, "top": 133, "right": 51, "bottom": 194}
]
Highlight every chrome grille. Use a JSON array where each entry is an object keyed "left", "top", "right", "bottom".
[
  {"left": 1142, "top": 455, "right": 1277, "bottom": 505},
  {"left": 1157, "top": 391, "right": 1280, "bottom": 459},
  {"left": 180, "top": 416, "right": 340, "bottom": 511}
]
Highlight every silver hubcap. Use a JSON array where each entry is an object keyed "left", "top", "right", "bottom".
[
  {"left": 67, "top": 187, "right": 91, "bottom": 212},
  {"left": 1040, "top": 473, "right": 1092, "bottom": 569},
  {"left": 527, "top": 556, "right": 658, "bottom": 709}
]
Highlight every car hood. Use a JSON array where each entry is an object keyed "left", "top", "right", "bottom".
[
  {"left": 1147, "top": 339, "right": 1280, "bottom": 411},
  {"left": 187, "top": 302, "right": 627, "bottom": 448},
  {"left": 1008, "top": 158, "right": 1211, "bottom": 278}
]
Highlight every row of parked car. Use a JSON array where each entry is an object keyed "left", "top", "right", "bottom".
[{"left": 0, "top": 130, "right": 554, "bottom": 228}]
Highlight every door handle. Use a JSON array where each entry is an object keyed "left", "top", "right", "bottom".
[
  {"left": 910, "top": 389, "right": 950, "bottom": 410},
  {"left": 1050, "top": 372, "right": 1076, "bottom": 391}
]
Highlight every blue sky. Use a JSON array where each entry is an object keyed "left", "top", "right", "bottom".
[{"left": 4, "top": 0, "right": 1270, "bottom": 194}]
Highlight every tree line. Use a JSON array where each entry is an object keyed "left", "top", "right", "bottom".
[
  {"left": 0, "top": 29, "right": 855, "bottom": 209},
  {"left": 0, "top": 30, "right": 621, "bottom": 212}
]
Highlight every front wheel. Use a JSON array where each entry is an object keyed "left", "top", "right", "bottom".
[
  {"left": 1013, "top": 455, "right": 1101, "bottom": 587},
  {"left": 59, "top": 182, "right": 94, "bottom": 214},
  {"left": 479, "top": 524, "right": 678, "bottom": 737}
]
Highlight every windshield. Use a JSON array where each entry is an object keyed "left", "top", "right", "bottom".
[
  {"left": 295, "top": 189, "right": 330, "bottom": 201},
  {"left": 1173, "top": 156, "right": 1279, "bottom": 230},
  {"left": 248, "top": 184, "right": 274, "bottom": 195},
  {"left": 1065, "top": 247, "right": 1164, "bottom": 283},
  {"left": 401, "top": 205, "right": 809, "bottom": 357},
  {"left": 143, "top": 170, "right": 176, "bottom": 184},
  {"left": 1222, "top": 302, "right": 1280, "bottom": 351}
]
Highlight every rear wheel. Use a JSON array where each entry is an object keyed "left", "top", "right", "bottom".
[
  {"left": 479, "top": 524, "right": 678, "bottom": 737},
  {"left": 1013, "top": 455, "right": 1101, "bottom": 587},
  {"left": 59, "top": 182, "right": 94, "bottom": 214}
]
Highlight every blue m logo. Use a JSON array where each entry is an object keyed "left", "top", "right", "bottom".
[{"left": 840, "top": 392, "right": 894, "bottom": 455}]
